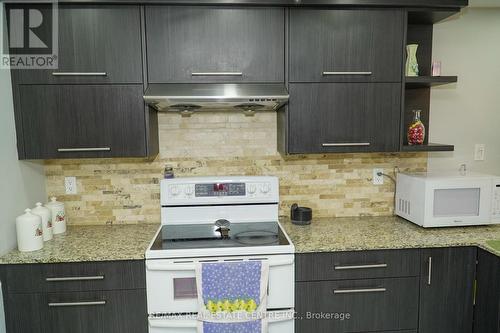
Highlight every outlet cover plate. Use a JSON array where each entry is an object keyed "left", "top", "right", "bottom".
[
  {"left": 373, "top": 168, "right": 384, "bottom": 185},
  {"left": 65, "top": 176, "right": 77, "bottom": 194}
]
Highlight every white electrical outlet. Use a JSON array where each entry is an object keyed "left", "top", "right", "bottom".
[
  {"left": 474, "top": 144, "right": 486, "bottom": 161},
  {"left": 65, "top": 177, "right": 77, "bottom": 194},
  {"left": 373, "top": 168, "right": 384, "bottom": 185}
]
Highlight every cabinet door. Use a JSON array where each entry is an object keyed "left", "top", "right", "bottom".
[
  {"left": 419, "top": 247, "right": 477, "bottom": 333},
  {"left": 295, "top": 277, "right": 419, "bottom": 332},
  {"left": 19, "top": 85, "right": 147, "bottom": 159},
  {"left": 10, "top": 5, "right": 143, "bottom": 84},
  {"left": 473, "top": 249, "right": 500, "bottom": 333},
  {"left": 288, "top": 83, "right": 401, "bottom": 154},
  {"left": 5, "top": 293, "right": 44, "bottom": 333},
  {"left": 289, "top": 9, "right": 404, "bottom": 83},
  {"left": 146, "top": 6, "right": 285, "bottom": 83},
  {"left": 43, "top": 289, "right": 147, "bottom": 333}
]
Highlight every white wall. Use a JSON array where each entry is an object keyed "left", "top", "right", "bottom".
[
  {"left": 0, "top": 68, "right": 47, "bottom": 256},
  {"left": 428, "top": 8, "right": 500, "bottom": 175}
]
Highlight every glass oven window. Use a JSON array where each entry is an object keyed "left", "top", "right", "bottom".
[
  {"left": 173, "top": 277, "right": 197, "bottom": 299},
  {"left": 433, "top": 188, "right": 481, "bottom": 217}
]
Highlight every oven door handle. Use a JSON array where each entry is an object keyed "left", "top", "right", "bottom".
[
  {"left": 146, "top": 258, "right": 294, "bottom": 271},
  {"left": 148, "top": 310, "right": 294, "bottom": 327}
]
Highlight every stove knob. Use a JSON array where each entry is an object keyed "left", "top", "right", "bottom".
[
  {"left": 184, "top": 186, "right": 194, "bottom": 196},
  {"left": 260, "top": 183, "right": 271, "bottom": 194},
  {"left": 170, "top": 185, "right": 180, "bottom": 196},
  {"left": 248, "top": 184, "right": 256, "bottom": 194}
]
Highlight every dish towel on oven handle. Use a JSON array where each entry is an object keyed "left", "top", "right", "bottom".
[{"left": 195, "top": 260, "right": 270, "bottom": 333}]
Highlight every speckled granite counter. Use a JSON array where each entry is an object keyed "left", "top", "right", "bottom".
[
  {"left": 2, "top": 217, "right": 500, "bottom": 264},
  {"left": 0, "top": 224, "right": 159, "bottom": 264},
  {"left": 281, "top": 216, "right": 500, "bottom": 257}
]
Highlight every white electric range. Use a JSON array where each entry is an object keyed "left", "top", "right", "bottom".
[{"left": 145, "top": 176, "right": 295, "bottom": 333}]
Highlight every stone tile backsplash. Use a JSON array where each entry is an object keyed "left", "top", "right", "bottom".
[{"left": 45, "top": 112, "right": 427, "bottom": 225}]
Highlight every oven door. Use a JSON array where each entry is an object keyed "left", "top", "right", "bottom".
[
  {"left": 148, "top": 310, "right": 294, "bottom": 333},
  {"left": 146, "top": 254, "right": 294, "bottom": 313}
]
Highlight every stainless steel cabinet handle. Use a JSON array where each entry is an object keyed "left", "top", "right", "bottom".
[
  {"left": 333, "top": 287, "right": 387, "bottom": 294},
  {"left": 427, "top": 257, "right": 432, "bottom": 285},
  {"left": 57, "top": 147, "right": 111, "bottom": 152},
  {"left": 334, "top": 263, "right": 388, "bottom": 270},
  {"left": 322, "top": 71, "right": 373, "bottom": 76},
  {"left": 322, "top": 143, "right": 371, "bottom": 147},
  {"left": 48, "top": 301, "right": 106, "bottom": 307},
  {"left": 191, "top": 72, "right": 243, "bottom": 76},
  {"left": 52, "top": 72, "right": 107, "bottom": 76},
  {"left": 46, "top": 276, "right": 104, "bottom": 282}
]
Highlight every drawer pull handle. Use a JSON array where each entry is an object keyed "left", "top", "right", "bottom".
[
  {"left": 333, "top": 287, "right": 387, "bottom": 294},
  {"left": 52, "top": 72, "right": 107, "bottom": 76},
  {"left": 322, "top": 143, "right": 371, "bottom": 147},
  {"left": 334, "top": 263, "right": 388, "bottom": 270},
  {"left": 191, "top": 72, "right": 243, "bottom": 76},
  {"left": 322, "top": 71, "right": 373, "bottom": 76},
  {"left": 46, "top": 276, "right": 105, "bottom": 282},
  {"left": 57, "top": 147, "right": 111, "bottom": 152},
  {"left": 48, "top": 301, "right": 106, "bottom": 307}
]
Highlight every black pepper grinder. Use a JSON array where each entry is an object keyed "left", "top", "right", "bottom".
[{"left": 290, "top": 203, "right": 312, "bottom": 225}]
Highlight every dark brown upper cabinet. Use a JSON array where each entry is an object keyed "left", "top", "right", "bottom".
[
  {"left": 10, "top": 5, "right": 143, "bottom": 85},
  {"left": 286, "top": 83, "right": 401, "bottom": 154},
  {"left": 145, "top": 6, "right": 285, "bottom": 83},
  {"left": 289, "top": 9, "right": 405, "bottom": 83},
  {"left": 19, "top": 85, "right": 149, "bottom": 159}
]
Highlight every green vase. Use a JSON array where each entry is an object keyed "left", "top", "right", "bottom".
[{"left": 406, "top": 44, "right": 419, "bottom": 77}]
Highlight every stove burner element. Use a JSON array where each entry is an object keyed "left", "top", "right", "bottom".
[
  {"left": 233, "top": 230, "right": 279, "bottom": 246},
  {"left": 214, "top": 219, "right": 231, "bottom": 239}
]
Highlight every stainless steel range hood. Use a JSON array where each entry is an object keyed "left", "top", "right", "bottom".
[{"left": 143, "top": 83, "right": 289, "bottom": 115}]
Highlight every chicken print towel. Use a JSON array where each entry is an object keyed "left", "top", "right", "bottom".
[{"left": 196, "top": 260, "right": 269, "bottom": 333}]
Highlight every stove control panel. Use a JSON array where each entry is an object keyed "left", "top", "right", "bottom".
[
  {"left": 195, "top": 182, "right": 246, "bottom": 197},
  {"left": 161, "top": 177, "right": 279, "bottom": 205}
]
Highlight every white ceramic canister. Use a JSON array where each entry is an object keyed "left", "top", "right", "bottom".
[
  {"left": 45, "top": 197, "right": 66, "bottom": 234},
  {"left": 32, "top": 202, "right": 53, "bottom": 241},
  {"left": 16, "top": 209, "right": 44, "bottom": 252}
]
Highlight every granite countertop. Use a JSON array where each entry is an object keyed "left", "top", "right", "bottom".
[
  {"left": 0, "top": 224, "right": 159, "bottom": 264},
  {"left": 281, "top": 216, "right": 500, "bottom": 257},
  {"left": 2, "top": 216, "right": 500, "bottom": 265}
]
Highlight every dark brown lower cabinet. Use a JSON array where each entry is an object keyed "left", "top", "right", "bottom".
[
  {"left": 296, "top": 277, "right": 419, "bottom": 332},
  {"left": 1, "top": 261, "right": 147, "bottom": 333},
  {"left": 419, "top": 247, "right": 477, "bottom": 333},
  {"left": 473, "top": 249, "right": 500, "bottom": 333}
]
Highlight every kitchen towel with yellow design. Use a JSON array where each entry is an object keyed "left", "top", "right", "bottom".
[{"left": 195, "top": 260, "right": 269, "bottom": 333}]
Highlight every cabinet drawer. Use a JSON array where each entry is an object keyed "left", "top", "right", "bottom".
[
  {"left": 295, "top": 277, "right": 419, "bottom": 332},
  {"left": 289, "top": 9, "right": 404, "bottom": 83},
  {"left": 18, "top": 84, "right": 147, "bottom": 159},
  {"left": 4, "top": 261, "right": 145, "bottom": 293},
  {"left": 146, "top": 6, "right": 285, "bottom": 83},
  {"left": 288, "top": 83, "right": 401, "bottom": 154},
  {"left": 10, "top": 5, "right": 143, "bottom": 84},
  {"left": 43, "top": 290, "right": 147, "bottom": 333},
  {"left": 296, "top": 249, "right": 420, "bottom": 282}
]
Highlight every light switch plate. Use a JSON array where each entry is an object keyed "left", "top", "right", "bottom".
[
  {"left": 65, "top": 176, "right": 77, "bottom": 194},
  {"left": 373, "top": 168, "right": 384, "bottom": 185},
  {"left": 474, "top": 144, "right": 486, "bottom": 161}
]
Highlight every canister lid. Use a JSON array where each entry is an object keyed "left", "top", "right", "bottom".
[{"left": 45, "top": 197, "right": 63, "bottom": 208}]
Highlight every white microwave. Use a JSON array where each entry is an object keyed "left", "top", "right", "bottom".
[{"left": 396, "top": 172, "right": 500, "bottom": 228}]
